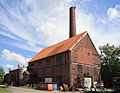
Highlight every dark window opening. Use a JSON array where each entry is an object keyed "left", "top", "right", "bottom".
[
  {"left": 94, "top": 67, "right": 97, "bottom": 76},
  {"left": 46, "top": 58, "right": 51, "bottom": 67},
  {"left": 56, "top": 55, "right": 62, "bottom": 65},
  {"left": 65, "top": 54, "right": 68, "bottom": 65},
  {"left": 117, "top": 79, "right": 120, "bottom": 81},
  {"left": 30, "top": 63, "right": 34, "bottom": 69},
  {"left": 38, "top": 77, "right": 44, "bottom": 82},
  {"left": 38, "top": 61, "right": 42, "bottom": 68},
  {"left": 77, "top": 65, "right": 82, "bottom": 74}
]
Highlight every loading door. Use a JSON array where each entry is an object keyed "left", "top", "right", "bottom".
[{"left": 84, "top": 77, "right": 92, "bottom": 89}]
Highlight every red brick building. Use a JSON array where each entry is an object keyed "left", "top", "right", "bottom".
[
  {"left": 4, "top": 73, "right": 9, "bottom": 84},
  {"left": 4, "top": 67, "right": 21, "bottom": 85},
  {"left": 4, "top": 65, "right": 27, "bottom": 85},
  {"left": 28, "top": 7, "right": 101, "bottom": 88},
  {"left": 28, "top": 33, "right": 101, "bottom": 88}
]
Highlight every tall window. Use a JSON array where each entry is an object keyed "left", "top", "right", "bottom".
[
  {"left": 94, "top": 67, "right": 97, "bottom": 76},
  {"left": 38, "top": 61, "right": 42, "bottom": 68},
  {"left": 46, "top": 58, "right": 51, "bottom": 67},
  {"left": 56, "top": 55, "right": 62, "bottom": 65},
  {"left": 77, "top": 64, "right": 82, "bottom": 74}
]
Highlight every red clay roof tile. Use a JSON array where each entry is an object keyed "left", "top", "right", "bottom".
[{"left": 29, "top": 31, "right": 87, "bottom": 62}]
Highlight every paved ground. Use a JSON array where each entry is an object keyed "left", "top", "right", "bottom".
[
  {"left": 9, "top": 86, "right": 82, "bottom": 93},
  {"left": 9, "top": 86, "right": 46, "bottom": 93}
]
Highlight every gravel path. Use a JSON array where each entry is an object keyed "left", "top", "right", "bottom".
[
  {"left": 9, "top": 86, "right": 51, "bottom": 93},
  {"left": 9, "top": 86, "right": 83, "bottom": 93}
]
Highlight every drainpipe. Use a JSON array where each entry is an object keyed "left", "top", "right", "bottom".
[{"left": 69, "top": 51, "right": 73, "bottom": 86}]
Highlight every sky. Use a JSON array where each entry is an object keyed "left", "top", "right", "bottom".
[{"left": 0, "top": 0, "right": 120, "bottom": 73}]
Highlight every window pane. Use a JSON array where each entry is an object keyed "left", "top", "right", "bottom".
[
  {"left": 31, "top": 63, "right": 34, "bottom": 69},
  {"left": 56, "top": 55, "right": 62, "bottom": 65},
  {"left": 94, "top": 67, "right": 97, "bottom": 76},
  {"left": 38, "top": 61, "right": 42, "bottom": 68},
  {"left": 46, "top": 58, "right": 51, "bottom": 67},
  {"left": 77, "top": 65, "right": 82, "bottom": 74}
]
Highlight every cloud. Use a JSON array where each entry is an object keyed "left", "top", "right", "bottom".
[
  {"left": 0, "top": 31, "right": 18, "bottom": 40},
  {"left": 4, "top": 64, "right": 14, "bottom": 68},
  {"left": 80, "top": 0, "right": 92, "bottom": 3},
  {"left": 97, "top": 18, "right": 108, "bottom": 24},
  {"left": 107, "top": 5, "right": 120, "bottom": 20},
  {"left": 0, "top": 0, "right": 73, "bottom": 52},
  {"left": 96, "top": 5, "right": 120, "bottom": 24},
  {"left": 75, "top": 7, "right": 120, "bottom": 53},
  {"left": 0, "top": 0, "right": 120, "bottom": 55},
  {"left": 1, "top": 0, "right": 101, "bottom": 53},
  {"left": 0, "top": 49, "right": 31, "bottom": 65}
]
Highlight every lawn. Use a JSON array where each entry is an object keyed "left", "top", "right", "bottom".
[{"left": 0, "top": 88, "right": 11, "bottom": 93}]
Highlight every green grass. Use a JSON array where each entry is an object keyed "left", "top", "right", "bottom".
[{"left": 0, "top": 88, "right": 11, "bottom": 93}]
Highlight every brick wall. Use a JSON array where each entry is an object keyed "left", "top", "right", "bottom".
[
  {"left": 71, "top": 34, "right": 101, "bottom": 87},
  {"left": 29, "top": 51, "right": 70, "bottom": 85},
  {"left": 28, "top": 34, "right": 101, "bottom": 87},
  {"left": 4, "top": 73, "right": 9, "bottom": 84},
  {"left": 9, "top": 69, "right": 20, "bottom": 85}
]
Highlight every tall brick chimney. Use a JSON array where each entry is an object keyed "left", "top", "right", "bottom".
[{"left": 69, "top": 7, "right": 76, "bottom": 38}]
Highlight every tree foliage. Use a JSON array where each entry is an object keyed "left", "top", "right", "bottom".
[
  {"left": 99, "top": 44, "right": 120, "bottom": 87},
  {"left": 0, "top": 66, "right": 4, "bottom": 83}
]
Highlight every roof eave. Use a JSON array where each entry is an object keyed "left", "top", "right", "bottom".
[{"left": 28, "top": 50, "right": 70, "bottom": 63}]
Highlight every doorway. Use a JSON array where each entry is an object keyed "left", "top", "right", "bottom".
[{"left": 84, "top": 77, "right": 92, "bottom": 89}]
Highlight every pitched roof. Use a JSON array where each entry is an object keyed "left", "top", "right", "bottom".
[{"left": 29, "top": 31, "right": 87, "bottom": 62}]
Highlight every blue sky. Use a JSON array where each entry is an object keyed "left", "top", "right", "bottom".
[{"left": 0, "top": 0, "right": 120, "bottom": 73}]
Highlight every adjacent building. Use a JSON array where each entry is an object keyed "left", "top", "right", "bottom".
[{"left": 4, "top": 65, "right": 27, "bottom": 85}]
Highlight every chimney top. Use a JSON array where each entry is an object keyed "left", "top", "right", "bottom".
[
  {"left": 70, "top": 6, "right": 76, "bottom": 8},
  {"left": 69, "top": 6, "right": 76, "bottom": 38}
]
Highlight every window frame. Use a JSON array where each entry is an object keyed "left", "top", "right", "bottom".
[
  {"left": 46, "top": 58, "right": 51, "bottom": 67},
  {"left": 56, "top": 55, "right": 62, "bottom": 65},
  {"left": 30, "top": 63, "right": 34, "bottom": 69},
  {"left": 94, "top": 67, "right": 97, "bottom": 76},
  {"left": 38, "top": 61, "right": 42, "bottom": 68},
  {"left": 77, "top": 64, "right": 82, "bottom": 74}
]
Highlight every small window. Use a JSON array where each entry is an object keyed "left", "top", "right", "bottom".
[
  {"left": 94, "top": 67, "right": 97, "bottom": 76},
  {"left": 77, "top": 65, "right": 82, "bottom": 74},
  {"left": 56, "top": 55, "right": 62, "bottom": 65},
  {"left": 65, "top": 54, "right": 68, "bottom": 65},
  {"left": 30, "top": 63, "right": 34, "bottom": 69},
  {"left": 38, "top": 61, "right": 42, "bottom": 68},
  {"left": 46, "top": 58, "right": 51, "bottom": 67}
]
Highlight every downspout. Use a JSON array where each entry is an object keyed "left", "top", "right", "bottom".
[{"left": 69, "top": 50, "right": 73, "bottom": 86}]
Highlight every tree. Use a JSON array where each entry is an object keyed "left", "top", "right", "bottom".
[
  {"left": 99, "top": 44, "right": 120, "bottom": 87},
  {"left": 0, "top": 66, "right": 4, "bottom": 83}
]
